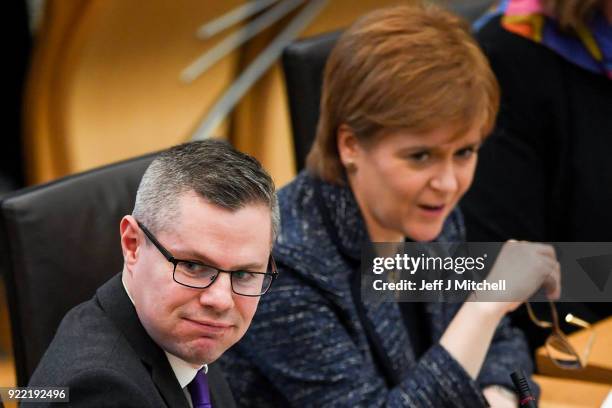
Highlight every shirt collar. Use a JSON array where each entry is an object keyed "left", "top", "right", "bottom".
[
  {"left": 121, "top": 274, "right": 136, "bottom": 304},
  {"left": 121, "top": 273, "right": 207, "bottom": 388},
  {"left": 164, "top": 351, "right": 207, "bottom": 388}
]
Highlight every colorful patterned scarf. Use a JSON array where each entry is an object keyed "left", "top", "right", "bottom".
[{"left": 475, "top": 0, "right": 612, "bottom": 79}]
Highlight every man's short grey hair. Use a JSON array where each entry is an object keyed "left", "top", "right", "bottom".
[{"left": 133, "top": 140, "right": 279, "bottom": 241}]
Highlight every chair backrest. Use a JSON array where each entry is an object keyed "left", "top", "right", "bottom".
[
  {"left": 449, "top": 0, "right": 495, "bottom": 23},
  {"left": 282, "top": 31, "right": 340, "bottom": 172},
  {"left": 281, "top": 1, "right": 493, "bottom": 171},
  {"left": 0, "top": 153, "right": 156, "bottom": 385}
]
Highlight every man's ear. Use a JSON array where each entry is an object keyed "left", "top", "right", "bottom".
[
  {"left": 120, "top": 215, "right": 141, "bottom": 269},
  {"left": 336, "top": 124, "right": 360, "bottom": 171}
]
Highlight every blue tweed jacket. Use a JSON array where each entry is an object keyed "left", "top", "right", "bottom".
[{"left": 220, "top": 171, "right": 536, "bottom": 407}]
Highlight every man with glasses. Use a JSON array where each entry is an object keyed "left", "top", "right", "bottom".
[{"left": 28, "top": 140, "right": 279, "bottom": 407}]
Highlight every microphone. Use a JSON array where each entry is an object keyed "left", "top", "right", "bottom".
[{"left": 510, "top": 369, "right": 538, "bottom": 407}]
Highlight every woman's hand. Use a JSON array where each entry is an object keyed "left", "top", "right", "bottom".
[
  {"left": 441, "top": 240, "right": 561, "bottom": 380},
  {"left": 469, "top": 240, "right": 561, "bottom": 315}
]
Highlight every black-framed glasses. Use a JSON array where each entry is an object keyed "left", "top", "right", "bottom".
[
  {"left": 526, "top": 301, "right": 596, "bottom": 370},
  {"left": 137, "top": 221, "right": 278, "bottom": 297}
]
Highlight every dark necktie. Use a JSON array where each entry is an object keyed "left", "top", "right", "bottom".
[{"left": 187, "top": 369, "right": 212, "bottom": 408}]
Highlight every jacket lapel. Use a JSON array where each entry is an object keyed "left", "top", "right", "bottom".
[
  {"left": 97, "top": 274, "right": 190, "bottom": 408},
  {"left": 208, "top": 363, "right": 237, "bottom": 408},
  {"left": 149, "top": 362, "right": 190, "bottom": 408},
  {"left": 313, "top": 178, "right": 416, "bottom": 385}
]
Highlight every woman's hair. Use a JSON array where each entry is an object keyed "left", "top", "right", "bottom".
[
  {"left": 306, "top": 3, "right": 500, "bottom": 184},
  {"left": 542, "top": 0, "right": 601, "bottom": 32}
]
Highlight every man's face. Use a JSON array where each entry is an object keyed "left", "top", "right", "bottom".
[{"left": 122, "top": 191, "right": 272, "bottom": 365}]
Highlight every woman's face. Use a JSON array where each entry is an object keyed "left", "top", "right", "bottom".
[{"left": 340, "top": 124, "right": 482, "bottom": 242}]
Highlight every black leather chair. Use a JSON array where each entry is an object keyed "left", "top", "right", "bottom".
[
  {"left": 281, "top": 1, "right": 493, "bottom": 171},
  {"left": 282, "top": 31, "right": 340, "bottom": 171},
  {"left": 0, "top": 153, "right": 156, "bottom": 385},
  {"left": 448, "top": 0, "right": 495, "bottom": 23}
]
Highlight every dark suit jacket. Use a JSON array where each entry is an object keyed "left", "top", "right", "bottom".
[{"left": 28, "top": 273, "right": 236, "bottom": 408}]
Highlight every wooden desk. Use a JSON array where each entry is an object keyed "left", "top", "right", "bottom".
[
  {"left": 537, "top": 316, "right": 612, "bottom": 384},
  {"left": 536, "top": 375, "right": 611, "bottom": 408}
]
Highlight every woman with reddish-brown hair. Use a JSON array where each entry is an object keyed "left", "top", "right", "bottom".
[{"left": 221, "top": 3, "right": 560, "bottom": 407}]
